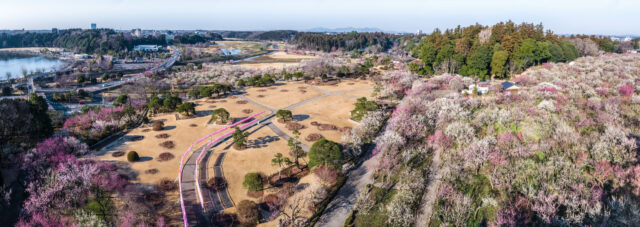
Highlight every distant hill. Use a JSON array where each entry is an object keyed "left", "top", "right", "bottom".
[{"left": 305, "top": 27, "right": 389, "bottom": 33}]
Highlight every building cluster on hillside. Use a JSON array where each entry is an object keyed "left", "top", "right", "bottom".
[{"left": 461, "top": 81, "right": 520, "bottom": 95}]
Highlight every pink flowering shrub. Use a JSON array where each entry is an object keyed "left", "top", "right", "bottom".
[
  {"left": 63, "top": 106, "right": 137, "bottom": 145},
  {"left": 619, "top": 82, "right": 635, "bottom": 96}
]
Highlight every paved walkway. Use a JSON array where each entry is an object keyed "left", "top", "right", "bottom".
[{"left": 314, "top": 148, "right": 381, "bottom": 227}]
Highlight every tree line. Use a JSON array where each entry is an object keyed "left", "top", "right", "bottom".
[
  {"left": 292, "top": 32, "right": 400, "bottom": 52},
  {"left": 172, "top": 33, "right": 223, "bottom": 44},
  {"left": 0, "top": 29, "right": 166, "bottom": 56},
  {"left": 409, "top": 22, "right": 580, "bottom": 79}
]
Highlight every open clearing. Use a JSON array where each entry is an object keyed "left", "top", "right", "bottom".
[
  {"left": 237, "top": 51, "right": 317, "bottom": 69},
  {"left": 244, "top": 81, "right": 323, "bottom": 109},
  {"left": 273, "top": 95, "right": 358, "bottom": 146},
  {"left": 220, "top": 125, "right": 292, "bottom": 207}
]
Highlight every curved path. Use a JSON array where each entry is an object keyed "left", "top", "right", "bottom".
[
  {"left": 181, "top": 83, "right": 374, "bottom": 226},
  {"left": 313, "top": 131, "right": 383, "bottom": 227}
]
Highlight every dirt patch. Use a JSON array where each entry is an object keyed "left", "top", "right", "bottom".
[
  {"left": 310, "top": 121, "right": 319, "bottom": 126},
  {"left": 242, "top": 109, "right": 253, "bottom": 114},
  {"left": 159, "top": 141, "right": 175, "bottom": 149},
  {"left": 339, "top": 127, "right": 352, "bottom": 133},
  {"left": 230, "top": 96, "right": 238, "bottom": 99},
  {"left": 155, "top": 133, "right": 170, "bottom": 139},
  {"left": 111, "top": 151, "right": 125, "bottom": 157},
  {"left": 208, "top": 105, "right": 217, "bottom": 108},
  {"left": 236, "top": 100, "right": 248, "bottom": 104},
  {"left": 141, "top": 129, "right": 151, "bottom": 132},
  {"left": 219, "top": 100, "right": 227, "bottom": 103},
  {"left": 145, "top": 169, "right": 159, "bottom": 174},
  {"left": 257, "top": 95, "right": 265, "bottom": 98},
  {"left": 268, "top": 87, "right": 277, "bottom": 90},
  {"left": 157, "top": 178, "right": 177, "bottom": 192},
  {"left": 280, "top": 89, "right": 289, "bottom": 92},
  {"left": 318, "top": 123, "right": 338, "bottom": 131},
  {"left": 158, "top": 152, "right": 175, "bottom": 161},
  {"left": 189, "top": 124, "right": 198, "bottom": 127},
  {"left": 306, "top": 133, "right": 323, "bottom": 142},
  {"left": 247, "top": 190, "right": 264, "bottom": 198},
  {"left": 285, "top": 122, "right": 305, "bottom": 131},
  {"left": 347, "top": 83, "right": 355, "bottom": 85},
  {"left": 257, "top": 89, "right": 267, "bottom": 92},
  {"left": 206, "top": 100, "right": 217, "bottom": 103}
]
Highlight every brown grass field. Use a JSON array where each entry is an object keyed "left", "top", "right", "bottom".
[{"left": 244, "top": 81, "right": 323, "bottom": 109}]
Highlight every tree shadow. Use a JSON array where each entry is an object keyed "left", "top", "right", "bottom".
[
  {"left": 125, "top": 135, "right": 144, "bottom": 142},
  {"left": 138, "top": 156, "right": 153, "bottom": 162},
  {"left": 163, "top": 125, "right": 176, "bottom": 130},
  {"left": 292, "top": 114, "right": 310, "bottom": 121},
  {"left": 247, "top": 135, "right": 280, "bottom": 148},
  {"left": 196, "top": 110, "right": 212, "bottom": 117}
]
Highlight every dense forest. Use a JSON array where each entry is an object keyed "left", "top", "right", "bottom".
[
  {"left": 409, "top": 22, "right": 581, "bottom": 79},
  {"left": 292, "top": 32, "right": 401, "bottom": 52},
  {"left": 0, "top": 29, "right": 166, "bottom": 55},
  {"left": 172, "top": 33, "right": 223, "bottom": 44}
]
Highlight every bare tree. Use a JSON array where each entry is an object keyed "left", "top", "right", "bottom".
[{"left": 570, "top": 38, "right": 599, "bottom": 56}]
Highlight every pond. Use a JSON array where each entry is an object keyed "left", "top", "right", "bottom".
[
  {"left": 0, "top": 53, "right": 67, "bottom": 80},
  {"left": 219, "top": 48, "right": 245, "bottom": 56}
]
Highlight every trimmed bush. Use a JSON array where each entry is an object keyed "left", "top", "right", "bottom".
[
  {"left": 308, "top": 139, "right": 343, "bottom": 169},
  {"left": 242, "top": 172, "right": 263, "bottom": 192},
  {"left": 152, "top": 121, "right": 164, "bottom": 131},
  {"left": 276, "top": 109, "right": 293, "bottom": 122},
  {"left": 177, "top": 102, "right": 196, "bottom": 116},
  {"left": 211, "top": 108, "right": 230, "bottom": 123},
  {"left": 127, "top": 151, "right": 140, "bottom": 162}
]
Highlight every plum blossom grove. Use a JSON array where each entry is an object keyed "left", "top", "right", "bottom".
[
  {"left": 160, "top": 56, "right": 361, "bottom": 88},
  {"left": 15, "top": 136, "right": 139, "bottom": 226},
  {"left": 63, "top": 104, "right": 144, "bottom": 145},
  {"left": 352, "top": 53, "right": 640, "bottom": 225}
]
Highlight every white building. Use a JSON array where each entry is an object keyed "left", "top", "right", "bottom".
[{"left": 133, "top": 45, "right": 161, "bottom": 52}]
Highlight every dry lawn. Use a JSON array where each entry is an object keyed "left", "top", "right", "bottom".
[
  {"left": 313, "top": 79, "right": 374, "bottom": 92},
  {"left": 221, "top": 126, "right": 292, "bottom": 206},
  {"left": 274, "top": 95, "right": 358, "bottom": 146},
  {"left": 95, "top": 95, "right": 270, "bottom": 185},
  {"left": 237, "top": 51, "right": 317, "bottom": 70},
  {"left": 244, "top": 81, "right": 323, "bottom": 109}
]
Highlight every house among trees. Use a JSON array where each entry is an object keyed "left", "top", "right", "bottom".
[
  {"left": 501, "top": 81, "right": 520, "bottom": 91},
  {"left": 461, "top": 83, "right": 489, "bottom": 95}
]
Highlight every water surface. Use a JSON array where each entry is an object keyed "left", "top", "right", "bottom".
[{"left": 0, "top": 53, "right": 66, "bottom": 80}]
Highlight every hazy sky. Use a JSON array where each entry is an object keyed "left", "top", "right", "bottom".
[{"left": 1, "top": 0, "right": 638, "bottom": 35}]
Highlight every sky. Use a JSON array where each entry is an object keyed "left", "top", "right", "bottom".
[{"left": 1, "top": 0, "right": 638, "bottom": 35}]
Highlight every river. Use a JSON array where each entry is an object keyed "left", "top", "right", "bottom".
[{"left": 0, "top": 53, "right": 67, "bottom": 80}]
